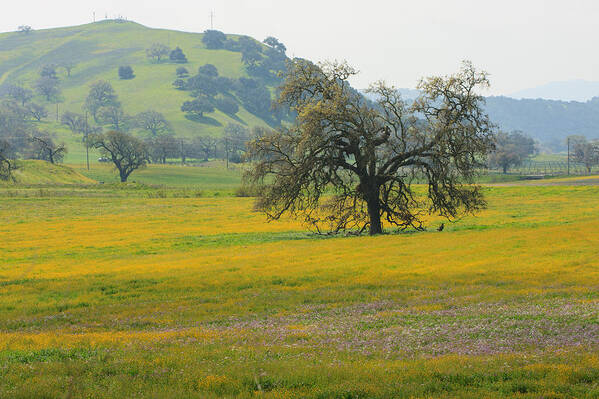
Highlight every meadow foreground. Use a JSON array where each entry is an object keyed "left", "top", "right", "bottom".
[{"left": 0, "top": 183, "right": 598, "bottom": 398}]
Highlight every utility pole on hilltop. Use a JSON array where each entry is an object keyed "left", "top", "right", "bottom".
[
  {"left": 567, "top": 136, "right": 570, "bottom": 176},
  {"left": 210, "top": 10, "right": 215, "bottom": 29},
  {"left": 85, "top": 111, "right": 90, "bottom": 171},
  {"left": 93, "top": 12, "right": 96, "bottom": 22},
  {"left": 225, "top": 136, "right": 229, "bottom": 170}
]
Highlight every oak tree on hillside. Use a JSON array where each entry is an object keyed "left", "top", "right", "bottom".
[
  {"left": 118, "top": 65, "right": 135, "bottom": 80},
  {"left": 61, "top": 111, "right": 87, "bottom": 134},
  {"left": 98, "top": 105, "right": 131, "bottom": 132},
  {"left": 91, "top": 131, "right": 149, "bottom": 182},
  {"left": 27, "top": 103, "right": 47, "bottom": 121},
  {"left": 176, "top": 67, "right": 189, "bottom": 78},
  {"left": 136, "top": 110, "right": 171, "bottom": 136},
  {"left": 202, "top": 30, "right": 226, "bottom": 49},
  {"left": 61, "top": 62, "right": 76, "bottom": 77},
  {"left": 34, "top": 77, "right": 60, "bottom": 101},
  {"left": 40, "top": 64, "right": 58, "bottom": 80},
  {"left": 263, "top": 37, "right": 287, "bottom": 54},
  {"left": 198, "top": 64, "right": 218, "bottom": 77},
  {"left": 146, "top": 43, "right": 170, "bottom": 63},
  {"left": 84, "top": 81, "right": 119, "bottom": 122},
  {"left": 5, "top": 84, "right": 33, "bottom": 106},
  {"left": 245, "top": 60, "right": 495, "bottom": 235},
  {"left": 0, "top": 139, "right": 17, "bottom": 181},
  {"left": 181, "top": 96, "right": 214, "bottom": 118},
  {"left": 28, "top": 134, "right": 66, "bottom": 164},
  {"left": 169, "top": 47, "right": 188, "bottom": 63}
]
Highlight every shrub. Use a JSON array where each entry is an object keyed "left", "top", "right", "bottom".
[{"left": 118, "top": 66, "right": 135, "bottom": 80}]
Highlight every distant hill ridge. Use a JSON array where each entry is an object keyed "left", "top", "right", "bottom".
[
  {"left": 363, "top": 88, "right": 599, "bottom": 149},
  {"left": 508, "top": 80, "right": 599, "bottom": 102}
]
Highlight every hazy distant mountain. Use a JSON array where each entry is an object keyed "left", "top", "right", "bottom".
[
  {"left": 363, "top": 87, "right": 599, "bottom": 151},
  {"left": 485, "top": 96, "right": 599, "bottom": 150},
  {"left": 508, "top": 80, "right": 599, "bottom": 102}
]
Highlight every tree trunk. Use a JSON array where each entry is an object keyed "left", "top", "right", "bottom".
[
  {"left": 502, "top": 165, "right": 507, "bottom": 174},
  {"left": 119, "top": 169, "right": 128, "bottom": 182},
  {"left": 365, "top": 184, "right": 383, "bottom": 235}
]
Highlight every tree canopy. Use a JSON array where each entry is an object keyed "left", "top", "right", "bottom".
[
  {"left": 85, "top": 81, "right": 119, "bottom": 122},
  {"left": 569, "top": 135, "right": 599, "bottom": 173},
  {"left": 181, "top": 96, "right": 214, "bottom": 118},
  {"left": 246, "top": 60, "right": 495, "bottom": 235},
  {"left": 136, "top": 110, "right": 171, "bottom": 136},
  {"left": 202, "top": 30, "right": 227, "bottom": 49},
  {"left": 28, "top": 133, "right": 66, "bottom": 164},
  {"left": 169, "top": 47, "right": 188, "bottom": 63},
  {"left": 146, "top": 43, "right": 170, "bottom": 63},
  {"left": 91, "top": 131, "right": 148, "bottom": 182},
  {"left": 118, "top": 66, "right": 135, "bottom": 80},
  {"left": 488, "top": 130, "right": 536, "bottom": 173}
]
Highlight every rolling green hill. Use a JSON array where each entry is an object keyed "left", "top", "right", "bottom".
[
  {"left": 0, "top": 20, "right": 281, "bottom": 162},
  {"left": 2, "top": 160, "right": 96, "bottom": 185}
]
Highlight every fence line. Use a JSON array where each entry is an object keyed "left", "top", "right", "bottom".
[{"left": 486, "top": 160, "right": 591, "bottom": 176}]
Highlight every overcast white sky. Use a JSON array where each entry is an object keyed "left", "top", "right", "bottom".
[{"left": 1, "top": 0, "right": 598, "bottom": 95}]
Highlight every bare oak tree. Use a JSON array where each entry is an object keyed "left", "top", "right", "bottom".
[
  {"left": 570, "top": 136, "right": 599, "bottom": 174},
  {"left": 28, "top": 134, "right": 67, "bottom": 164},
  {"left": 0, "top": 139, "right": 17, "bottom": 181},
  {"left": 192, "top": 136, "right": 218, "bottom": 161},
  {"left": 136, "top": 110, "right": 171, "bottom": 136},
  {"left": 60, "top": 111, "right": 86, "bottom": 134},
  {"left": 246, "top": 60, "right": 495, "bottom": 235},
  {"left": 146, "top": 43, "right": 170, "bottom": 63},
  {"left": 146, "top": 133, "right": 178, "bottom": 164},
  {"left": 27, "top": 103, "right": 47, "bottom": 122},
  {"left": 5, "top": 84, "right": 33, "bottom": 106},
  {"left": 91, "top": 131, "right": 149, "bottom": 182}
]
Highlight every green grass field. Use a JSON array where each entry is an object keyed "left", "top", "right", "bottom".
[{"left": 1, "top": 168, "right": 598, "bottom": 398}]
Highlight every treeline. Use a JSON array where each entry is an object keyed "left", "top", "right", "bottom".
[
  {"left": 144, "top": 123, "right": 268, "bottom": 165},
  {"left": 485, "top": 96, "right": 599, "bottom": 150},
  {"left": 486, "top": 130, "right": 599, "bottom": 174},
  {"left": 0, "top": 99, "right": 66, "bottom": 180},
  {"left": 168, "top": 31, "right": 290, "bottom": 125}
]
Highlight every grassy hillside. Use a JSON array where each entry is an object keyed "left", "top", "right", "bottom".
[
  {"left": 1, "top": 160, "right": 96, "bottom": 185},
  {"left": 72, "top": 161, "right": 243, "bottom": 191},
  {"left": 0, "top": 20, "right": 276, "bottom": 162}
]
